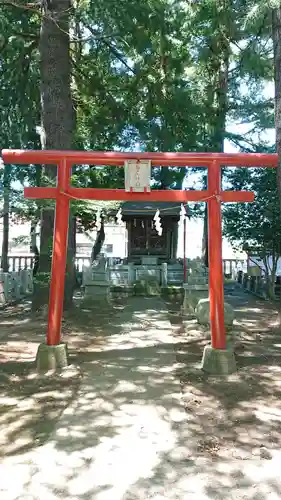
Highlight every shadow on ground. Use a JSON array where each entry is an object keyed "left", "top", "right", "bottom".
[
  {"left": 0, "top": 296, "right": 168, "bottom": 459},
  {"left": 0, "top": 298, "right": 127, "bottom": 458},
  {"left": 162, "top": 287, "right": 281, "bottom": 498},
  {"left": 1, "top": 292, "right": 281, "bottom": 499},
  {"left": 0, "top": 302, "right": 81, "bottom": 457}
]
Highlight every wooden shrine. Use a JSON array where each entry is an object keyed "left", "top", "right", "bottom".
[{"left": 121, "top": 201, "right": 189, "bottom": 263}]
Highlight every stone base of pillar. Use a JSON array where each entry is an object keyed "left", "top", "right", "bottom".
[
  {"left": 201, "top": 345, "right": 237, "bottom": 375},
  {"left": 36, "top": 342, "right": 68, "bottom": 372}
]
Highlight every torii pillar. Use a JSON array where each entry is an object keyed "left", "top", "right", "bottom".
[{"left": 2, "top": 149, "right": 276, "bottom": 373}]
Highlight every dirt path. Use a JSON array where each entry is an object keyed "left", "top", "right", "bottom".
[
  {"left": 1, "top": 293, "right": 281, "bottom": 499},
  {"left": 1, "top": 297, "right": 189, "bottom": 499},
  {"left": 173, "top": 287, "right": 281, "bottom": 462}
]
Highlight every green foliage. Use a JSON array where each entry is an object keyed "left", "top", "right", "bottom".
[
  {"left": 74, "top": 200, "right": 121, "bottom": 232},
  {"left": 33, "top": 272, "right": 51, "bottom": 285},
  {"left": 0, "top": 2, "right": 40, "bottom": 150},
  {"left": 223, "top": 167, "right": 281, "bottom": 259},
  {"left": 0, "top": 0, "right": 276, "bottom": 235}
]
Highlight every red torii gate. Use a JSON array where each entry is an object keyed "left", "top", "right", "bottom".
[{"left": 2, "top": 149, "right": 277, "bottom": 373}]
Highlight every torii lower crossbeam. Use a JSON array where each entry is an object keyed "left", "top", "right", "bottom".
[{"left": 3, "top": 149, "right": 276, "bottom": 373}]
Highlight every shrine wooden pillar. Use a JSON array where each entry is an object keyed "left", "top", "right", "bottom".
[
  {"left": 47, "top": 159, "right": 71, "bottom": 345},
  {"left": 183, "top": 216, "right": 187, "bottom": 282},
  {"left": 208, "top": 161, "right": 225, "bottom": 349}
]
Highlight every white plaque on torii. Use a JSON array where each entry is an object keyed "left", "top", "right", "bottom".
[{"left": 124, "top": 159, "right": 151, "bottom": 192}]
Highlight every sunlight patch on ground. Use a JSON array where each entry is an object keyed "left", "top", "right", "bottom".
[
  {"left": 255, "top": 405, "right": 281, "bottom": 423},
  {"left": 235, "top": 307, "right": 264, "bottom": 314},
  {"left": 89, "top": 330, "right": 177, "bottom": 352},
  {"left": 10, "top": 402, "right": 184, "bottom": 500},
  {"left": 0, "top": 318, "right": 32, "bottom": 326},
  {"left": 2, "top": 295, "right": 281, "bottom": 498}
]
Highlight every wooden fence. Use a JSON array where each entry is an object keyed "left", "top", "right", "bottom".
[
  {"left": 237, "top": 270, "right": 281, "bottom": 299},
  {"left": 2, "top": 254, "right": 243, "bottom": 276},
  {"left": 0, "top": 269, "right": 33, "bottom": 305}
]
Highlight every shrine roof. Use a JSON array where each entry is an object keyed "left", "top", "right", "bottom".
[{"left": 121, "top": 201, "right": 190, "bottom": 216}]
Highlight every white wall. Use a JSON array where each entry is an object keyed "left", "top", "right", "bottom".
[
  {"left": 1, "top": 218, "right": 241, "bottom": 260},
  {"left": 0, "top": 220, "right": 128, "bottom": 257},
  {"left": 176, "top": 218, "right": 244, "bottom": 260},
  {"left": 76, "top": 224, "right": 127, "bottom": 257}
]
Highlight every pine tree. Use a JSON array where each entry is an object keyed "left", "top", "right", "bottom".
[
  {"left": 0, "top": 0, "right": 276, "bottom": 297},
  {"left": 223, "top": 159, "right": 281, "bottom": 298},
  {"left": 32, "top": 0, "right": 77, "bottom": 310},
  {"left": 272, "top": 5, "right": 281, "bottom": 212}
]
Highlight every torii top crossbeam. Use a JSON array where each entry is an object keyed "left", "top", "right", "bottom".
[
  {"left": 2, "top": 149, "right": 278, "bottom": 166},
  {"left": 2, "top": 149, "right": 277, "bottom": 355}
]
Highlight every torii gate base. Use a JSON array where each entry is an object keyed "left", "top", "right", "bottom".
[{"left": 2, "top": 149, "right": 277, "bottom": 374}]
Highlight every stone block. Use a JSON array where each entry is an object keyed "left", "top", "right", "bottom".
[
  {"left": 182, "top": 284, "right": 209, "bottom": 315},
  {"left": 146, "top": 280, "right": 161, "bottom": 296},
  {"left": 20, "top": 269, "right": 32, "bottom": 295},
  {"left": 141, "top": 256, "right": 158, "bottom": 266},
  {"left": 11, "top": 272, "right": 21, "bottom": 300},
  {"left": 201, "top": 345, "right": 237, "bottom": 375},
  {"left": 36, "top": 342, "right": 68, "bottom": 372},
  {"left": 82, "top": 265, "right": 109, "bottom": 287},
  {"left": 84, "top": 283, "right": 111, "bottom": 303},
  {"left": 0, "top": 272, "right": 5, "bottom": 305},
  {"left": 3, "top": 273, "right": 12, "bottom": 302},
  {"left": 82, "top": 259, "right": 111, "bottom": 304},
  {"left": 195, "top": 298, "right": 234, "bottom": 326},
  {"left": 109, "top": 269, "right": 128, "bottom": 286},
  {"left": 136, "top": 266, "right": 161, "bottom": 282},
  {"left": 82, "top": 265, "right": 91, "bottom": 286},
  {"left": 19, "top": 270, "right": 26, "bottom": 295},
  {"left": 161, "top": 263, "right": 168, "bottom": 286},
  {"left": 110, "top": 285, "right": 133, "bottom": 300},
  {"left": 26, "top": 270, "right": 34, "bottom": 293},
  {"left": 128, "top": 263, "right": 135, "bottom": 284},
  {"left": 188, "top": 276, "right": 208, "bottom": 285},
  {"left": 134, "top": 279, "right": 161, "bottom": 296}
]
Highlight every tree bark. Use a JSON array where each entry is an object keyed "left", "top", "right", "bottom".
[
  {"left": 30, "top": 218, "right": 39, "bottom": 276},
  {"left": 1, "top": 164, "right": 10, "bottom": 272},
  {"left": 273, "top": 8, "right": 281, "bottom": 213},
  {"left": 202, "top": 22, "right": 230, "bottom": 267},
  {"left": 91, "top": 220, "right": 105, "bottom": 263},
  {"left": 273, "top": 7, "right": 281, "bottom": 323},
  {"left": 33, "top": 0, "right": 76, "bottom": 310}
]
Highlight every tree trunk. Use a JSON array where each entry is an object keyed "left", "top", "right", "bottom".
[
  {"left": 265, "top": 272, "right": 275, "bottom": 300},
  {"left": 1, "top": 164, "right": 10, "bottom": 272},
  {"left": 202, "top": 73, "right": 229, "bottom": 267},
  {"left": 202, "top": 5, "right": 230, "bottom": 267},
  {"left": 30, "top": 218, "right": 39, "bottom": 276},
  {"left": 33, "top": 0, "right": 76, "bottom": 310},
  {"left": 91, "top": 220, "right": 105, "bottom": 262},
  {"left": 273, "top": 8, "right": 281, "bottom": 212},
  {"left": 262, "top": 252, "right": 278, "bottom": 300},
  {"left": 273, "top": 7, "right": 281, "bottom": 322}
]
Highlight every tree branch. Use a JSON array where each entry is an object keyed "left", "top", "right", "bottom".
[{"left": 83, "top": 22, "right": 136, "bottom": 75}]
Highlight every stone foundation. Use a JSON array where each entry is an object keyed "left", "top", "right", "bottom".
[
  {"left": 201, "top": 345, "right": 237, "bottom": 374},
  {"left": 110, "top": 285, "right": 133, "bottom": 300},
  {"left": 134, "top": 279, "right": 161, "bottom": 296},
  {"left": 84, "top": 282, "right": 111, "bottom": 303},
  {"left": 82, "top": 258, "right": 111, "bottom": 304},
  {"left": 36, "top": 342, "right": 68, "bottom": 372}
]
